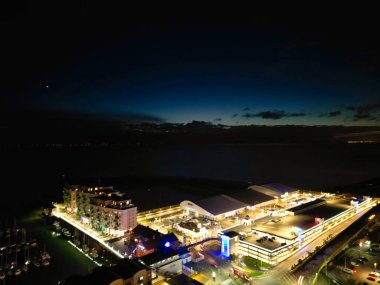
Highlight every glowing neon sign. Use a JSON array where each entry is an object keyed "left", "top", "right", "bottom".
[{"left": 221, "top": 235, "right": 230, "bottom": 257}]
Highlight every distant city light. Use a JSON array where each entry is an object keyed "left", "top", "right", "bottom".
[{"left": 164, "top": 241, "right": 171, "bottom": 248}]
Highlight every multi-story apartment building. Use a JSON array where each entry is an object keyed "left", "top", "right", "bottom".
[{"left": 63, "top": 184, "right": 137, "bottom": 236}]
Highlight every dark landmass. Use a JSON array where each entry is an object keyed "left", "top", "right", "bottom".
[{"left": 1, "top": 109, "right": 379, "bottom": 147}]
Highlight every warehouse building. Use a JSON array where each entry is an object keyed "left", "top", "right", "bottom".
[{"left": 180, "top": 183, "right": 294, "bottom": 220}]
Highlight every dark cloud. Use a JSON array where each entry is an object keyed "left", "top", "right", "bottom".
[
  {"left": 213, "top": 118, "right": 222, "bottom": 121},
  {"left": 329, "top": 111, "right": 341, "bottom": 117},
  {"left": 346, "top": 105, "right": 356, "bottom": 111},
  {"left": 242, "top": 110, "right": 308, "bottom": 120},
  {"left": 259, "top": 110, "right": 286, "bottom": 120},
  {"left": 242, "top": 113, "right": 255, "bottom": 119},
  {"left": 232, "top": 113, "right": 239, "bottom": 118},
  {"left": 290, "top": 112, "right": 306, "bottom": 117},
  {"left": 353, "top": 113, "right": 373, "bottom": 120},
  {"left": 316, "top": 110, "right": 343, "bottom": 118},
  {"left": 243, "top": 107, "right": 250, "bottom": 111},
  {"left": 351, "top": 101, "right": 380, "bottom": 121},
  {"left": 242, "top": 110, "right": 286, "bottom": 120},
  {"left": 356, "top": 102, "right": 380, "bottom": 114}
]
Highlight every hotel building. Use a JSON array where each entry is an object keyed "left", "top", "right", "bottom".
[{"left": 63, "top": 183, "right": 137, "bottom": 236}]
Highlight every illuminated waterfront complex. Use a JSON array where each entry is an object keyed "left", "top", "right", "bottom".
[
  {"left": 53, "top": 181, "right": 379, "bottom": 285},
  {"left": 63, "top": 184, "right": 137, "bottom": 236},
  {"left": 178, "top": 184, "right": 377, "bottom": 265}
]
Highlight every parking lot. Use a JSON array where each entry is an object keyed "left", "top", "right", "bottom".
[{"left": 328, "top": 223, "right": 380, "bottom": 285}]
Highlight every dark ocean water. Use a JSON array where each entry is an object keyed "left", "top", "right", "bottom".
[{"left": 1, "top": 143, "right": 379, "bottom": 212}]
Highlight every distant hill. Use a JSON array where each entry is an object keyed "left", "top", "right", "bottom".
[{"left": 1, "top": 109, "right": 380, "bottom": 147}]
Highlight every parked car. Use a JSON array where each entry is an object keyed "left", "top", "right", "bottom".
[
  {"left": 351, "top": 261, "right": 360, "bottom": 267},
  {"left": 343, "top": 268, "right": 354, "bottom": 274}
]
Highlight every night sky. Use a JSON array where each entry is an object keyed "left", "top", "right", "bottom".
[{"left": 2, "top": 4, "right": 380, "bottom": 126}]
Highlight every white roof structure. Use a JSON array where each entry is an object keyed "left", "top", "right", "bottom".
[
  {"left": 180, "top": 183, "right": 296, "bottom": 218},
  {"left": 180, "top": 195, "right": 247, "bottom": 218},
  {"left": 249, "top": 183, "right": 295, "bottom": 198},
  {"left": 228, "top": 189, "right": 274, "bottom": 206}
]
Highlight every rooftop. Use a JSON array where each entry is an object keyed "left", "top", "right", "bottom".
[
  {"left": 249, "top": 183, "right": 295, "bottom": 198},
  {"left": 227, "top": 197, "right": 352, "bottom": 241},
  {"left": 167, "top": 274, "right": 203, "bottom": 285},
  {"left": 227, "top": 189, "right": 274, "bottom": 206},
  {"left": 262, "top": 183, "right": 296, "bottom": 195},
  {"left": 178, "top": 221, "right": 201, "bottom": 232},
  {"left": 111, "top": 258, "right": 148, "bottom": 279},
  {"left": 222, "top": 231, "right": 240, "bottom": 239},
  {"left": 63, "top": 258, "right": 149, "bottom": 285},
  {"left": 64, "top": 178, "right": 114, "bottom": 188},
  {"left": 87, "top": 267, "right": 120, "bottom": 285},
  {"left": 133, "top": 224, "right": 162, "bottom": 239},
  {"left": 288, "top": 198, "right": 326, "bottom": 213},
  {"left": 138, "top": 248, "right": 179, "bottom": 266},
  {"left": 187, "top": 194, "right": 247, "bottom": 216}
]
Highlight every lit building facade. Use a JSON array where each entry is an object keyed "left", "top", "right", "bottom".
[
  {"left": 63, "top": 184, "right": 137, "bottom": 236},
  {"left": 223, "top": 197, "right": 376, "bottom": 265}
]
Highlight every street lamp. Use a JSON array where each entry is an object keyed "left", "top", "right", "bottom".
[{"left": 374, "top": 262, "right": 377, "bottom": 271}]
